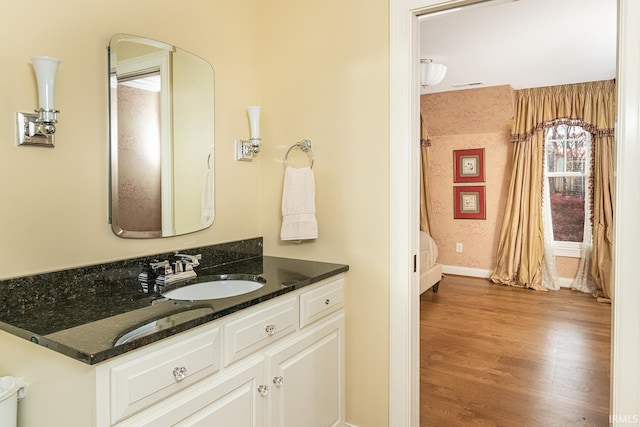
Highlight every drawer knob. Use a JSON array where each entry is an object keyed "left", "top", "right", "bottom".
[
  {"left": 258, "top": 385, "right": 270, "bottom": 396},
  {"left": 173, "top": 366, "right": 188, "bottom": 382},
  {"left": 265, "top": 324, "right": 277, "bottom": 336},
  {"left": 273, "top": 376, "right": 284, "bottom": 387},
  {"left": 325, "top": 299, "right": 330, "bottom": 305}
]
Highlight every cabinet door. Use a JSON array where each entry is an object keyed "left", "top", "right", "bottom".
[
  {"left": 115, "top": 356, "right": 266, "bottom": 427},
  {"left": 266, "top": 314, "right": 344, "bottom": 427}
]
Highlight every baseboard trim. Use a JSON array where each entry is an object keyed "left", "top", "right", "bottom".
[
  {"left": 442, "top": 265, "right": 491, "bottom": 278},
  {"left": 557, "top": 277, "right": 573, "bottom": 288},
  {"left": 442, "top": 265, "right": 575, "bottom": 288}
]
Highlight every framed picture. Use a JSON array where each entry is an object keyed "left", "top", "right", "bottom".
[
  {"left": 454, "top": 148, "right": 485, "bottom": 183},
  {"left": 454, "top": 186, "right": 486, "bottom": 220}
]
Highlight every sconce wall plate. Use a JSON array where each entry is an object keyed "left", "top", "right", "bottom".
[
  {"left": 16, "top": 112, "right": 55, "bottom": 147},
  {"left": 235, "top": 139, "right": 256, "bottom": 161}
]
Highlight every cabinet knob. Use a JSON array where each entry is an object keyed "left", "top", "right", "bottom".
[
  {"left": 265, "top": 324, "right": 277, "bottom": 336},
  {"left": 272, "top": 376, "right": 284, "bottom": 387},
  {"left": 258, "top": 385, "right": 270, "bottom": 396},
  {"left": 173, "top": 366, "right": 187, "bottom": 382},
  {"left": 325, "top": 299, "right": 330, "bottom": 305}
]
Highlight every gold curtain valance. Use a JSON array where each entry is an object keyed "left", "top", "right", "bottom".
[{"left": 510, "top": 80, "right": 616, "bottom": 143}]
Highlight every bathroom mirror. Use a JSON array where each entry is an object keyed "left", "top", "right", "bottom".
[{"left": 108, "top": 34, "right": 215, "bottom": 238}]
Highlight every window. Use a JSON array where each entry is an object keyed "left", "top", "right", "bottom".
[{"left": 544, "top": 124, "right": 591, "bottom": 257}]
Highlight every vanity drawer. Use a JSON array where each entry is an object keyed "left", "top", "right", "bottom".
[
  {"left": 223, "top": 296, "right": 297, "bottom": 366},
  {"left": 300, "top": 277, "right": 344, "bottom": 328},
  {"left": 109, "top": 327, "right": 220, "bottom": 425}
]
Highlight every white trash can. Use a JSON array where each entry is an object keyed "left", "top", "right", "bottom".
[{"left": 0, "top": 377, "right": 25, "bottom": 427}]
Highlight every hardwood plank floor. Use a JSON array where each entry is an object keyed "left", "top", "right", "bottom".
[{"left": 420, "top": 275, "right": 611, "bottom": 427}]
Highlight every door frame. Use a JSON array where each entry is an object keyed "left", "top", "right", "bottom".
[{"left": 389, "top": 0, "right": 640, "bottom": 425}]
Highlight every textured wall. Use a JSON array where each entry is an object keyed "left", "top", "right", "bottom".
[
  {"left": 422, "top": 85, "right": 514, "bottom": 271},
  {"left": 116, "top": 85, "right": 162, "bottom": 232},
  {"left": 422, "top": 85, "right": 580, "bottom": 279}
]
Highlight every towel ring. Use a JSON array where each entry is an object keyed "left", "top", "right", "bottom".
[{"left": 285, "top": 139, "right": 314, "bottom": 169}]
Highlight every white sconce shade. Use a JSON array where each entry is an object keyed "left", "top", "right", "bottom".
[
  {"left": 32, "top": 56, "right": 60, "bottom": 122},
  {"left": 247, "top": 106, "right": 261, "bottom": 140},
  {"left": 235, "top": 106, "right": 263, "bottom": 161},
  {"left": 420, "top": 59, "right": 447, "bottom": 87}
]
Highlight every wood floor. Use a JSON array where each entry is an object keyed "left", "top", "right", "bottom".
[{"left": 420, "top": 275, "right": 611, "bottom": 427}]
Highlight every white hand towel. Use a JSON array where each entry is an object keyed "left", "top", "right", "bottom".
[
  {"left": 200, "top": 169, "right": 214, "bottom": 226},
  {"left": 280, "top": 166, "right": 318, "bottom": 241}
]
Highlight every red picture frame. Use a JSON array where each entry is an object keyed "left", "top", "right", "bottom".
[
  {"left": 454, "top": 148, "right": 485, "bottom": 183},
  {"left": 454, "top": 186, "right": 486, "bottom": 220}
]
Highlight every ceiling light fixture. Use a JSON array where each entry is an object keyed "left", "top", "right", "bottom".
[{"left": 420, "top": 59, "right": 447, "bottom": 87}]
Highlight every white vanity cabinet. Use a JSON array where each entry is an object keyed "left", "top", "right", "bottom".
[
  {"left": 95, "top": 274, "right": 345, "bottom": 427},
  {"left": 266, "top": 314, "right": 344, "bottom": 427}
]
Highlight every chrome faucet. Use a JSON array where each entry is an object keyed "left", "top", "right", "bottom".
[
  {"left": 138, "top": 252, "right": 202, "bottom": 293},
  {"left": 173, "top": 252, "right": 201, "bottom": 269}
]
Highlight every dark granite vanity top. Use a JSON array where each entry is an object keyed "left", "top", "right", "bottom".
[{"left": 0, "top": 238, "right": 348, "bottom": 365}]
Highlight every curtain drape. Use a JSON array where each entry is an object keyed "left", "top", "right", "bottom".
[
  {"left": 491, "top": 80, "right": 615, "bottom": 299},
  {"left": 591, "top": 134, "right": 615, "bottom": 301},
  {"left": 571, "top": 184, "right": 595, "bottom": 294},
  {"left": 490, "top": 130, "right": 546, "bottom": 290},
  {"left": 420, "top": 114, "right": 432, "bottom": 236},
  {"left": 541, "top": 163, "right": 560, "bottom": 291}
]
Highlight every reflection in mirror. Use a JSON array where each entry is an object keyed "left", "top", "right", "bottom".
[{"left": 108, "top": 34, "right": 215, "bottom": 238}]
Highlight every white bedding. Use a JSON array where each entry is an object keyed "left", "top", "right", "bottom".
[
  {"left": 420, "top": 231, "right": 438, "bottom": 272},
  {"left": 420, "top": 231, "right": 442, "bottom": 294}
]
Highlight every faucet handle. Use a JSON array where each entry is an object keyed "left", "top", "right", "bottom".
[
  {"left": 150, "top": 260, "right": 172, "bottom": 277},
  {"left": 174, "top": 261, "right": 184, "bottom": 273},
  {"left": 150, "top": 260, "right": 169, "bottom": 270},
  {"left": 141, "top": 260, "right": 170, "bottom": 294},
  {"left": 174, "top": 252, "right": 201, "bottom": 267}
]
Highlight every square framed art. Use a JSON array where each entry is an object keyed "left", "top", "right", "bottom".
[
  {"left": 454, "top": 148, "right": 485, "bottom": 183},
  {"left": 454, "top": 186, "right": 486, "bottom": 219}
]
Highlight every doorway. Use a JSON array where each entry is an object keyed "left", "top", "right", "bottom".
[{"left": 389, "top": 0, "right": 640, "bottom": 425}]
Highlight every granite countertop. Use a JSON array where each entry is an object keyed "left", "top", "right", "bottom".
[{"left": 0, "top": 244, "right": 348, "bottom": 365}]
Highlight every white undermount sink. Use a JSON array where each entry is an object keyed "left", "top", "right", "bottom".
[{"left": 161, "top": 274, "right": 266, "bottom": 301}]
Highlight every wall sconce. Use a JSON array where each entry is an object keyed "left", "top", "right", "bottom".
[
  {"left": 420, "top": 59, "right": 447, "bottom": 87},
  {"left": 16, "top": 56, "right": 61, "bottom": 147},
  {"left": 235, "top": 106, "right": 262, "bottom": 161}
]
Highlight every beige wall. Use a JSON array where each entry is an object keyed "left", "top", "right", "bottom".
[
  {"left": 258, "top": 1, "right": 390, "bottom": 425},
  {"left": 1, "top": 0, "right": 391, "bottom": 426},
  {"left": 0, "top": 0, "right": 262, "bottom": 279},
  {"left": 0, "top": 330, "right": 95, "bottom": 426},
  {"left": 0, "top": 0, "right": 261, "bottom": 424},
  {"left": 422, "top": 86, "right": 581, "bottom": 279}
]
